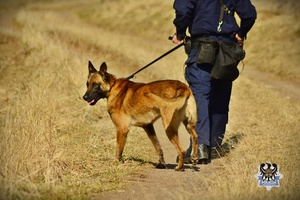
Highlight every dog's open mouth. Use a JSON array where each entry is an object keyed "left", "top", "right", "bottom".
[
  {"left": 84, "top": 93, "right": 106, "bottom": 106},
  {"left": 88, "top": 99, "right": 96, "bottom": 105},
  {"left": 86, "top": 97, "right": 100, "bottom": 106}
]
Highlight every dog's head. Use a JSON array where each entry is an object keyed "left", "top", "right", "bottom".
[{"left": 83, "top": 61, "right": 111, "bottom": 106}]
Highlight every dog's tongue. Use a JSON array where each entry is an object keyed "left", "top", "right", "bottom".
[{"left": 88, "top": 99, "right": 95, "bottom": 105}]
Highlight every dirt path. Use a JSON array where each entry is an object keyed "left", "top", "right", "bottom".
[
  {"left": 92, "top": 120, "right": 210, "bottom": 200},
  {"left": 244, "top": 69, "right": 300, "bottom": 102}
]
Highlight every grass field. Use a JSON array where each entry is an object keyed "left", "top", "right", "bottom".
[{"left": 0, "top": 0, "right": 299, "bottom": 199}]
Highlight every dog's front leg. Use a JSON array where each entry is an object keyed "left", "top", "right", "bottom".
[{"left": 115, "top": 126, "right": 129, "bottom": 162}]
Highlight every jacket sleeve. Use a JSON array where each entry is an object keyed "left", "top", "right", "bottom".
[
  {"left": 173, "top": 0, "right": 196, "bottom": 40},
  {"left": 235, "top": 0, "right": 257, "bottom": 38}
]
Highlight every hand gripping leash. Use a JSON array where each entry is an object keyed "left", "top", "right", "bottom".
[{"left": 125, "top": 37, "right": 185, "bottom": 80}]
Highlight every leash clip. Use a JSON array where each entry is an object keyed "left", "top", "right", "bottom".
[{"left": 217, "top": 21, "right": 223, "bottom": 32}]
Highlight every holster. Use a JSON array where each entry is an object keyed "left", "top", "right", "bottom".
[{"left": 184, "top": 37, "right": 192, "bottom": 54}]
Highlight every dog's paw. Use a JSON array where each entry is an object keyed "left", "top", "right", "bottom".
[
  {"left": 116, "top": 158, "right": 124, "bottom": 163},
  {"left": 175, "top": 166, "right": 185, "bottom": 171},
  {"left": 155, "top": 163, "right": 166, "bottom": 169}
]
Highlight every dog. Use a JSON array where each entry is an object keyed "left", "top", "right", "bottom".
[{"left": 83, "top": 61, "right": 198, "bottom": 170}]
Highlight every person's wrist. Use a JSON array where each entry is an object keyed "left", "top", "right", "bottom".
[{"left": 176, "top": 33, "right": 185, "bottom": 41}]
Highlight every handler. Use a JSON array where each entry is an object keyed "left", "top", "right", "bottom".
[{"left": 171, "top": 0, "right": 257, "bottom": 163}]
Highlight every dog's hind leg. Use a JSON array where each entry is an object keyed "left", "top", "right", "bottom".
[
  {"left": 161, "top": 111, "right": 185, "bottom": 171},
  {"left": 142, "top": 124, "right": 166, "bottom": 169},
  {"left": 183, "top": 95, "right": 198, "bottom": 165},
  {"left": 183, "top": 120, "right": 198, "bottom": 165},
  {"left": 165, "top": 127, "right": 185, "bottom": 171}
]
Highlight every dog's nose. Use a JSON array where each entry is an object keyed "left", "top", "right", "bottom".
[{"left": 83, "top": 94, "right": 88, "bottom": 101}]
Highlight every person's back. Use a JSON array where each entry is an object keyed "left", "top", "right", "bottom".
[{"left": 173, "top": 0, "right": 256, "bottom": 41}]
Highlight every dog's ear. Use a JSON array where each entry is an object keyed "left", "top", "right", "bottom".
[
  {"left": 88, "top": 60, "right": 97, "bottom": 74},
  {"left": 99, "top": 62, "right": 107, "bottom": 73}
]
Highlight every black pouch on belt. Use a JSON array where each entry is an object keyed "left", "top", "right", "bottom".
[
  {"left": 195, "top": 38, "right": 218, "bottom": 65},
  {"left": 210, "top": 41, "right": 246, "bottom": 81}
]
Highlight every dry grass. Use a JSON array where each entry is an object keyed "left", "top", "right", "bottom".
[
  {"left": 213, "top": 77, "right": 300, "bottom": 199},
  {"left": 0, "top": 1, "right": 156, "bottom": 199},
  {"left": 245, "top": 0, "right": 300, "bottom": 83},
  {"left": 0, "top": 0, "right": 299, "bottom": 199}
]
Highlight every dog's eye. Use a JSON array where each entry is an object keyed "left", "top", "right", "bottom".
[{"left": 92, "top": 83, "right": 99, "bottom": 89}]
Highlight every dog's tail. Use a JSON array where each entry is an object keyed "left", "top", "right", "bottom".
[{"left": 185, "top": 89, "right": 197, "bottom": 126}]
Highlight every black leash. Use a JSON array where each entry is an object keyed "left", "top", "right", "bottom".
[{"left": 125, "top": 38, "right": 184, "bottom": 80}]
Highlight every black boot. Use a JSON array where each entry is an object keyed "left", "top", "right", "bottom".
[{"left": 198, "top": 144, "right": 210, "bottom": 164}]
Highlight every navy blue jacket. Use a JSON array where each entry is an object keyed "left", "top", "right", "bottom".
[{"left": 173, "top": 0, "right": 257, "bottom": 40}]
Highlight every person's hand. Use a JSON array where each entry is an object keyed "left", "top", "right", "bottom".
[
  {"left": 235, "top": 34, "right": 244, "bottom": 47},
  {"left": 171, "top": 34, "right": 184, "bottom": 45},
  {"left": 235, "top": 34, "right": 243, "bottom": 41}
]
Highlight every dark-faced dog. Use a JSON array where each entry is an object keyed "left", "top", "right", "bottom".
[{"left": 83, "top": 61, "right": 198, "bottom": 170}]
